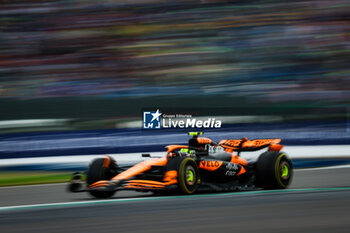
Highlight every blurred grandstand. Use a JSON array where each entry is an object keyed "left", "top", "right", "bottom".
[{"left": 0, "top": 0, "right": 349, "bottom": 132}]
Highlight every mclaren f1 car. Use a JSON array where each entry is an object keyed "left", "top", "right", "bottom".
[{"left": 68, "top": 132, "right": 293, "bottom": 198}]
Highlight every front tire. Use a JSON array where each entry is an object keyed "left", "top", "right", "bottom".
[
  {"left": 177, "top": 157, "right": 200, "bottom": 194},
  {"left": 86, "top": 156, "right": 118, "bottom": 198},
  {"left": 256, "top": 151, "right": 293, "bottom": 189}
]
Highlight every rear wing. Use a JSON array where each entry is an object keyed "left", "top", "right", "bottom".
[{"left": 219, "top": 138, "right": 283, "bottom": 152}]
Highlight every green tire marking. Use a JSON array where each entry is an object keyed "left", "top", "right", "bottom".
[
  {"left": 275, "top": 153, "right": 288, "bottom": 188},
  {"left": 178, "top": 157, "right": 198, "bottom": 194},
  {"left": 186, "top": 170, "right": 194, "bottom": 183},
  {"left": 282, "top": 164, "right": 289, "bottom": 178}
]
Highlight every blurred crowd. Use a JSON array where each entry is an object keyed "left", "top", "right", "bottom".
[{"left": 0, "top": 0, "right": 349, "bottom": 104}]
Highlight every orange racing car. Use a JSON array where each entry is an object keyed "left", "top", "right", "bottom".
[{"left": 68, "top": 132, "right": 293, "bottom": 198}]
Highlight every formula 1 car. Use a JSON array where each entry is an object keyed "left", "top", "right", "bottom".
[{"left": 68, "top": 132, "right": 293, "bottom": 198}]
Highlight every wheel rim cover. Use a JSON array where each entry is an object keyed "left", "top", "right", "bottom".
[{"left": 185, "top": 167, "right": 195, "bottom": 186}]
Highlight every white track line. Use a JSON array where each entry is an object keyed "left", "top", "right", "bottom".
[
  {"left": 0, "top": 198, "right": 142, "bottom": 211},
  {"left": 298, "top": 164, "right": 350, "bottom": 171},
  {"left": 1, "top": 187, "right": 350, "bottom": 212}
]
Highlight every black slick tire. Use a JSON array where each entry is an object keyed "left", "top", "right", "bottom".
[
  {"left": 86, "top": 156, "right": 118, "bottom": 198},
  {"left": 177, "top": 157, "right": 200, "bottom": 194},
  {"left": 256, "top": 151, "right": 293, "bottom": 189}
]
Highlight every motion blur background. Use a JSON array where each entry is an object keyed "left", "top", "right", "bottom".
[
  {"left": 0, "top": 0, "right": 349, "bottom": 133},
  {"left": 1, "top": 2, "right": 350, "bottom": 231},
  {"left": 0, "top": 0, "right": 350, "bottom": 176}
]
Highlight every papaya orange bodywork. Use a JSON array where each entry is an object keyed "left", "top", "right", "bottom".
[
  {"left": 88, "top": 180, "right": 109, "bottom": 188},
  {"left": 236, "top": 166, "right": 246, "bottom": 176},
  {"left": 241, "top": 139, "right": 281, "bottom": 148},
  {"left": 124, "top": 173, "right": 178, "bottom": 188},
  {"left": 163, "top": 170, "right": 178, "bottom": 184},
  {"left": 197, "top": 137, "right": 212, "bottom": 144},
  {"left": 112, "top": 157, "right": 167, "bottom": 181},
  {"left": 124, "top": 185, "right": 162, "bottom": 190},
  {"left": 127, "top": 180, "right": 165, "bottom": 184},
  {"left": 102, "top": 155, "right": 111, "bottom": 168},
  {"left": 127, "top": 178, "right": 177, "bottom": 186},
  {"left": 219, "top": 138, "right": 281, "bottom": 151},
  {"left": 127, "top": 180, "right": 166, "bottom": 188},
  {"left": 219, "top": 139, "right": 242, "bottom": 149},
  {"left": 166, "top": 145, "right": 188, "bottom": 153},
  {"left": 269, "top": 143, "right": 284, "bottom": 151},
  {"left": 230, "top": 155, "right": 248, "bottom": 166}
]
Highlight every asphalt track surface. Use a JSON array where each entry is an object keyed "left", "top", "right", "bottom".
[{"left": 0, "top": 167, "right": 350, "bottom": 233}]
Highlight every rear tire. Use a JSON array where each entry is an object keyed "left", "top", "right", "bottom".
[
  {"left": 86, "top": 156, "right": 118, "bottom": 198},
  {"left": 256, "top": 151, "right": 293, "bottom": 189}
]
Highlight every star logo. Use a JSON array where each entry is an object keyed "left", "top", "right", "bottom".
[
  {"left": 143, "top": 109, "right": 162, "bottom": 129},
  {"left": 150, "top": 109, "right": 162, "bottom": 122}
]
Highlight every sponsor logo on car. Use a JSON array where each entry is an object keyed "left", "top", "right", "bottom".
[
  {"left": 225, "top": 170, "right": 236, "bottom": 176},
  {"left": 200, "top": 161, "right": 221, "bottom": 168},
  {"left": 226, "top": 163, "right": 238, "bottom": 170}
]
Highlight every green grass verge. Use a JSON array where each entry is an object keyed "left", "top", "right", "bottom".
[{"left": 0, "top": 171, "right": 84, "bottom": 187}]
